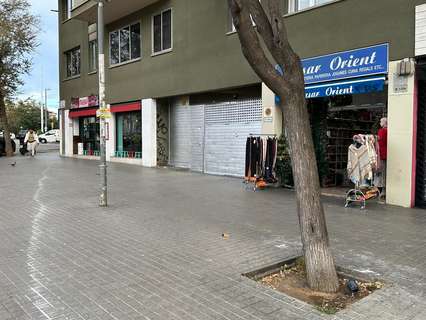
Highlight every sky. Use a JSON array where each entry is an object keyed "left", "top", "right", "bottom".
[{"left": 18, "top": 0, "right": 59, "bottom": 110}]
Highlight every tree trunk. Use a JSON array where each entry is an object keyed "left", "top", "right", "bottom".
[
  {"left": 281, "top": 85, "right": 339, "bottom": 293},
  {"left": 0, "top": 93, "right": 14, "bottom": 157},
  {"left": 228, "top": 0, "right": 339, "bottom": 293}
]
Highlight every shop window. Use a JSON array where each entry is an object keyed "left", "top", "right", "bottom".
[
  {"left": 116, "top": 111, "right": 142, "bottom": 157},
  {"left": 288, "top": 0, "right": 334, "bottom": 13},
  {"left": 109, "top": 22, "right": 141, "bottom": 66},
  {"left": 65, "top": 47, "right": 81, "bottom": 78},
  {"left": 79, "top": 116, "right": 100, "bottom": 153},
  {"left": 152, "top": 9, "right": 172, "bottom": 55}
]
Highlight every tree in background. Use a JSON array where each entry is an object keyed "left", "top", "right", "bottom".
[
  {"left": 0, "top": 0, "right": 40, "bottom": 156},
  {"left": 5, "top": 98, "right": 42, "bottom": 134},
  {"left": 228, "top": 0, "right": 339, "bottom": 293}
]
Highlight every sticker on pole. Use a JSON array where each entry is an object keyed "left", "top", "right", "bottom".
[{"left": 97, "top": 107, "right": 112, "bottom": 119}]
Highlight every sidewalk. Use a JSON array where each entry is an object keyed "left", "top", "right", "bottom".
[{"left": 0, "top": 153, "right": 425, "bottom": 320}]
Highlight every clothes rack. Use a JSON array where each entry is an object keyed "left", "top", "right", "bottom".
[
  {"left": 244, "top": 135, "right": 278, "bottom": 191},
  {"left": 345, "top": 134, "right": 380, "bottom": 209}
]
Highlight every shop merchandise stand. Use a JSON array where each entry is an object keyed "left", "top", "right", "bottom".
[
  {"left": 345, "top": 183, "right": 379, "bottom": 210},
  {"left": 244, "top": 133, "right": 277, "bottom": 192},
  {"left": 345, "top": 182, "right": 366, "bottom": 209}
]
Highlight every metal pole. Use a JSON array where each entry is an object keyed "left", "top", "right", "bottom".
[
  {"left": 44, "top": 88, "right": 49, "bottom": 132},
  {"left": 41, "top": 93, "right": 44, "bottom": 133},
  {"left": 98, "top": 0, "right": 108, "bottom": 207}
]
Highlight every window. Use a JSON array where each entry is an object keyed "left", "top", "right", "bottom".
[
  {"left": 227, "top": 4, "right": 257, "bottom": 33},
  {"left": 289, "top": 0, "right": 334, "bottom": 13},
  {"left": 109, "top": 23, "right": 141, "bottom": 66},
  {"left": 116, "top": 111, "right": 142, "bottom": 155},
  {"left": 63, "top": 0, "right": 72, "bottom": 21},
  {"left": 65, "top": 47, "right": 81, "bottom": 78},
  {"left": 228, "top": 9, "right": 236, "bottom": 33},
  {"left": 152, "top": 9, "right": 172, "bottom": 54},
  {"left": 88, "top": 40, "right": 98, "bottom": 73}
]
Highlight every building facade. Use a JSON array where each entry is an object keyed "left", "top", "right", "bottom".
[{"left": 59, "top": 0, "right": 426, "bottom": 208}]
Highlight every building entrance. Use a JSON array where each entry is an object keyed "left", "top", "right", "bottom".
[{"left": 307, "top": 89, "right": 388, "bottom": 188}]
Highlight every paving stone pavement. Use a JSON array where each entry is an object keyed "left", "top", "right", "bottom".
[{"left": 0, "top": 153, "right": 425, "bottom": 320}]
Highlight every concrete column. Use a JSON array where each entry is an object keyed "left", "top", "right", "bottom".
[
  {"left": 105, "top": 114, "right": 115, "bottom": 161},
  {"left": 59, "top": 109, "right": 64, "bottom": 156},
  {"left": 261, "top": 83, "right": 283, "bottom": 136},
  {"left": 64, "top": 110, "right": 74, "bottom": 156},
  {"left": 142, "top": 98, "right": 157, "bottom": 167},
  {"left": 387, "top": 60, "right": 417, "bottom": 208}
]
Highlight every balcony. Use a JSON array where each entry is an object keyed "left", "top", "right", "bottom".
[{"left": 71, "top": 0, "right": 160, "bottom": 24}]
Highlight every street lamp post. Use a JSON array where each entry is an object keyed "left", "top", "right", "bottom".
[
  {"left": 98, "top": 0, "right": 108, "bottom": 207},
  {"left": 44, "top": 88, "right": 51, "bottom": 132},
  {"left": 40, "top": 98, "right": 44, "bottom": 133}
]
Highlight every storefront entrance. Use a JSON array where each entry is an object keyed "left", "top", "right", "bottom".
[
  {"left": 79, "top": 116, "right": 99, "bottom": 154},
  {"left": 116, "top": 111, "right": 142, "bottom": 158},
  {"left": 308, "top": 90, "right": 387, "bottom": 187},
  {"left": 415, "top": 61, "right": 426, "bottom": 207}
]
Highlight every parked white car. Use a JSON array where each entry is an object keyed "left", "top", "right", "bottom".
[
  {"left": 0, "top": 131, "right": 16, "bottom": 140},
  {"left": 38, "top": 129, "right": 60, "bottom": 144}
]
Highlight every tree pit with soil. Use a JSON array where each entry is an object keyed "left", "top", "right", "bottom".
[{"left": 244, "top": 257, "right": 384, "bottom": 315}]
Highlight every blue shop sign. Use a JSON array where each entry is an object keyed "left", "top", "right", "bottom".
[
  {"left": 302, "top": 44, "right": 389, "bottom": 85},
  {"left": 304, "top": 76, "right": 385, "bottom": 99}
]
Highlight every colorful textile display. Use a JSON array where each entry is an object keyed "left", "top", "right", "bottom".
[
  {"left": 245, "top": 136, "right": 278, "bottom": 183},
  {"left": 347, "top": 134, "right": 378, "bottom": 185}
]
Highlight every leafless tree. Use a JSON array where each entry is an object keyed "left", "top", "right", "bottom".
[
  {"left": 0, "top": 0, "right": 39, "bottom": 156},
  {"left": 228, "top": 0, "right": 339, "bottom": 293}
]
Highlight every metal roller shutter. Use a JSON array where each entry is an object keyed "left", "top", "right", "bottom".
[
  {"left": 169, "top": 104, "right": 191, "bottom": 168},
  {"left": 191, "top": 105, "right": 205, "bottom": 172},
  {"left": 204, "top": 99, "right": 262, "bottom": 177}
]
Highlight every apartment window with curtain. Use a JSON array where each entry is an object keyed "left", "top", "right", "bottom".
[
  {"left": 109, "top": 22, "right": 141, "bottom": 66},
  {"left": 88, "top": 23, "right": 97, "bottom": 73},
  {"left": 65, "top": 47, "right": 81, "bottom": 78},
  {"left": 228, "top": 9, "right": 236, "bottom": 33},
  {"left": 62, "top": 0, "right": 72, "bottom": 21},
  {"left": 289, "top": 0, "right": 334, "bottom": 13},
  {"left": 88, "top": 40, "right": 98, "bottom": 73},
  {"left": 152, "top": 8, "right": 172, "bottom": 54}
]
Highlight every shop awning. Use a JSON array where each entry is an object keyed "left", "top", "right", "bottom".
[
  {"left": 69, "top": 107, "right": 98, "bottom": 118},
  {"left": 110, "top": 101, "right": 141, "bottom": 113},
  {"left": 305, "top": 76, "right": 386, "bottom": 99}
]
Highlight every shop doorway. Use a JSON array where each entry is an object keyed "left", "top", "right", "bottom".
[
  {"left": 415, "top": 61, "right": 426, "bottom": 207},
  {"left": 79, "top": 116, "right": 100, "bottom": 153},
  {"left": 307, "top": 90, "right": 387, "bottom": 188}
]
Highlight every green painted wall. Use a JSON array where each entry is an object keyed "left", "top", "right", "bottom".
[
  {"left": 285, "top": 0, "right": 424, "bottom": 61},
  {"left": 59, "top": 0, "right": 425, "bottom": 107}
]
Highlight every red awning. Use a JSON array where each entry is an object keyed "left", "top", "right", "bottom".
[
  {"left": 110, "top": 101, "right": 141, "bottom": 113},
  {"left": 69, "top": 108, "right": 97, "bottom": 118}
]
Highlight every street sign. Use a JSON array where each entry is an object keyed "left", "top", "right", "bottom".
[{"left": 96, "top": 107, "right": 112, "bottom": 119}]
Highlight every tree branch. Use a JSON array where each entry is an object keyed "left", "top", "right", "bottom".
[
  {"left": 228, "top": 0, "right": 291, "bottom": 98},
  {"left": 250, "top": 0, "right": 304, "bottom": 86}
]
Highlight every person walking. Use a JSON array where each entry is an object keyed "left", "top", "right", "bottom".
[{"left": 24, "top": 129, "right": 38, "bottom": 157}]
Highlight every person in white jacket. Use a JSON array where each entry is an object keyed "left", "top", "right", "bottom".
[{"left": 24, "top": 129, "right": 39, "bottom": 157}]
